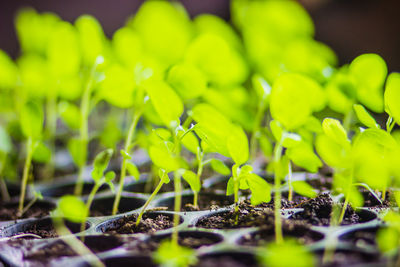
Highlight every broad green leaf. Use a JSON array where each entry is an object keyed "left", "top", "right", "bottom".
[
  {"left": 32, "top": 141, "right": 51, "bottom": 163},
  {"left": 247, "top": 173, "right": 271, "bottom": 205},
  {"left": 377, "top": 227, "right": 400, "bottom": 254},
  {"left": 384, "top": 72, "right": 400, "bottom": 125},
  {"left": 18, "top": 54, "right": 49, "bottom": 98},
  {"left": 153, "top": 240, "right": 197, "bottom": 267},
  {"left": 112, "top": 27, "right": 143, "bottom": 68},
  {"left": 353, "top": 104, "right": 379, "bottom": 129},
  {"left": 47, "top": 21, "right": 80, "bottom": 77},
  {"left": 149, "top": 143, "right": 180, "bottom": 172},
  {"left": 56, "top": 195, "right": 88, "bottom": 223},
  {"left": 192, "top": 103, "right": 234, "bottom": 157},
  {"left": 303, "top": 116, "right": 323, "bottom": 133},
  {"left": 126, "top": 162, "right": 140, "bottom": 180},
  {"left": 182, "top": 170, "right": 201, "bottom": 192},
  {"left": 226, "top": 177, "right": 235, "bottom": 196},
  {"left": 178, "top": 129, "right": 199, "bottom": 154},
  {"left": 167, "top": 63, "right": 207, "bottom": 100},
  {"left": 143, "top": 79, "right": 183, "bottom": 128},
  {"left": 75, "top": 15, "right": 106, "bottom": 66},
  {"left": 287, "top": 142, "right": 322, "bottom": 173},
  {"left": 350, "top": 53, "right": 387, "bottom": 113},
  {"left": 347, "top": 186, "right": 364, "bottom": 208},
  {"left": 0, "top": 50, "right": 18, "bottom": 89},
  {"left": 92, "top": 149, "right": 113, "bottom": 182},
  {"left": 153, "top": 128, "right": 172, "bottom": 141},
  {"left": 292, "top": 181, "right": 317, "bottom": 198},
  {"left": 210, "top": 159, "right": 230, "bottom": 176},
  {"left": 270, "top": 120, "right": 284, "bottom": 142},
  {"left": 315, "top": 134, "right": 350, "bottom": 168},
  {"left": 105, "top": 171, "right": 116, "bottom": 182},
  {"left": 259, "top": 134, "right": 273, "bottom": 157},
  {"left": 274, "top": 155, "right": 289, "bottom": 181},
  {"left": 227, "top": 125, "right": 249, "bottom": 165},
  {"left": 0, "top": 125, "right": 11, "bottom": 153},
  {"left": 270, "top": 73, "right": 319, "bottom": 130},
  {"left": 58, "top": 101, "right": 80, "bottom": 130},
  {"left": 20, "top": 101, "right": 43, "bottom": 139},
  {"left": 282, "top": 132, "right": 302, "bottom": 148},
  {"left": 68, "top": 138, "right": 86, "bottom": 167},
  {"left": 322, "top": 118, "right": 349, "bottom": 147}
]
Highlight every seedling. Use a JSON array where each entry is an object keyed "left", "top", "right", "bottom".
[
  {"left": 0, "top": 125, "right": 12, "bottom": 201},
  {"left": 153, "top": 240, "right": 197, "bottom": 267},
  {"left": 52, "top": 195, "right": 104, "bottom": 267},
  {"left": 18, "top": 191, "right": 43, "bottom": 218},
  {"left": 81, "top": 149, "right": 115, "bottom": 233},
  {"left": 18, "top": 100, "right": 44, "bottom": 214}
]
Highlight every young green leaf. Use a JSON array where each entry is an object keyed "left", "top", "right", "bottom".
[
  {"left": 315, "top": 134, "right": 350, "bottom": 169},
  {"left": 58, "top": 101, "right": 81, "bottom": 130},
  {"left": 226, "top": 177, "right": 234, "bottom": 196},
  {"left": 32, "top": 141, "right": 51, "bottom": 163},
  {"left": 148, "top": 143, "right": 180, "bottom": 172},
  {"left": 126, "top": 162, "right": 140, "bottom": 180},
  {"left": 153, "top": 240, "right": 197, "bottom": 267},
  {"left": 91, "top": 149, "right": 113, "bottom": 183},
  {"left": 0, "top": 125, "right": 11, "bottom": 153},
  {"left": 353, "top": 104, "right": 379, "bottom": 129},
  {"left": 247, "top": 173, "right": 271, "bottom": 205},
  {"left": 322, "top": 118, "right": 349, "bottom": 147},
  {"left": 182, "top": 170, "right": 201, "bottom": 192},
  {"left": 20, "top": 101, "right": 44, "bottom": 139},
  {"left": 227, "top": 125, "right": 249, "bottom": 165},
  {"left": 292, "top": 181, "right": 317, "bottom": 198},
  {"left": 0, "top": 50, "right": 18, "bottom": 89},
  {"left": 55, "top": 195, "right": 88, "bottom": 223},
  {"left": 210, "top": 159, "right": 230, "bottom": 176},
  {"left": 384, "top": 72, "right": 400, "bottom": 125},
  {"left": 68, "top": 138, "right": 86, "bottom": 167},
  {"left": 287, "top": 142, "right": 322, "bottom": 173}
]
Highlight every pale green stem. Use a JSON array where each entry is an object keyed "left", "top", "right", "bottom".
[
  {"left": 136, "top": 179, "right": 164, "bottom": 226},
  {"left": 19, "top": 194, "right": 38, "bottom": 217},
  {"left": 52, "top": 217, "right": 105, "bottom": 267},
  {"left": 273, "top": 141, "right": 283, "bottom": 244},
  {"left": 193, "top": 153, "right": 204, "bottom": 207},
  {"left": 250, "top": 98, "right": 267, "bottom": 161},
  {"left": 343, "top": 109, "right": 353, "bottom": 132},
  {"left": 193, "top": 192, "right": 199, "bottom": 208},
  {"left": 172, "top": 171, "right": 182, "bottom": 245},
  {"left": 287, "top": 161, "right": 293, "bottom": 202},
  {"left": 112, "top": 110, "right": 141, "bottom": 215},
  {"left": 0, "top": 153, "right": 10, "bottom": 202},
  {"left": 45, "top": 87, "right": 57, "bottom": 180},
  {"left": 338, "top": 168, "right": 354, "bottom": 224},
  {"left": 81, "top": 182, "right": 100, "bottom": 234},
  {"left": 19, "top": 138, "right": 33, "bottom": 214}
]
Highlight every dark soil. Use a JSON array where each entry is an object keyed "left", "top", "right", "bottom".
[
  {"left": 255, "top": 191, "right": 309, "bottom": 209},
  {"left": 306, "top": 175, "right": 332, "bottom": 192},
  {"left": 23, "top": 236, "right": 124, "bottom": 262},
  {"left": 289, "top": 194, "right": 373, "bottom": 226},
  {"left": 195, "top": 204, "right": 274, "bottom": 229},
  {"left": 339, "top": 227, "right": 381, "bottom": 248},
  {"left": 0, "top": 201, "right": 55, "bottom": 221},
  {"left": 238, "top": 221, "right": 324, "bottom": 246},
  {"left": 197, "top": 253, "right": 259, "bottom": 267},
  {"left": 156, "top": 193, "right": 233, "bottom": 212},
  {"left": 360, "top": 188, "right": 391, "bottom": 208},
  {"left": 315, "top": 249, "right": 383, "bottom": 267},
  {"left": 102, "top": 213, "right": 176, "bottom": 234}
]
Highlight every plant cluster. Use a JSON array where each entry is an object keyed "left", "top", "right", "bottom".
[{"left": 0, "top": 0, "right": 399, "bottom": 266}]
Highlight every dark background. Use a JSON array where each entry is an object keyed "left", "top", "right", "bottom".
[{"left": 0, "top": 0, "right": 399, "bottom": 71}]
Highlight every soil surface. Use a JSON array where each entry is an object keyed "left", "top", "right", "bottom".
[
  {"left": 195, "top": 203, "right": 274, "bottom": 229},
  {"left": 361, "top": 189, "right": 391, "bottom": 208},
  {"left": 197, "top": 253, "right": 259, "bottom": 267},
  {"left": 238, "top": 220, "right": 324, "bottom": 246},
  {"left": 315, "top": 250, "right": 383, "bottom": 267},
  {"left": 255, "top": 192, "right": 309, "bottom": 209},
  {"left": 103, "top": 214, "right": 175, "bottom": 234},
  {"left": 158, "top": 193, "right": 233, "bottom": 212},
  {"left": 0, "top": 202, "right": 55, "bottom": 221},
  {"left": 289, "top": 194, "right": 370, "bottom": 226}
]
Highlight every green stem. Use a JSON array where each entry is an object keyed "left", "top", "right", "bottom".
[
  {"left": 250, "top": 98, "right": 267, "bottom": 161},
  {"left": 343, "top": 109, "right": 353, "bottom": 132},
  {"left": 81, "top": 182, "right": 100, "bottom": 234},
  {"left": 19, "top": 194, "right": 38, "bottom": 217},
  {"left": 136, "top": 179, "right": 164, "bottom": 226},
  {"left": 287, "top": 161, "right": 293, "bottom": 202},
  {"left": 172, "top": 171, "right": 182, "bottom": 245},
  {"left": 19, "top": 138, "right": 33, "bottom": 214},
  {"left": 52, "top": 217, "right": 105, "bottom": 267},
  {"left": 45, "top": 87, "right": 57, "bottom": 180},
  {"left": 0, "top": 153, "right": 10, "bottom": 202},
  {"left": 112, "top": 110, "right": 141, "bottom": 215},
  {"left": 193, "top": 152, "right": 204, "bottom": 208},
  {"left": 338, "top": 169, "right": 354, "bottom": 224},
  {"left": 273, "top": 141, "right": 283, "bottom": 244},
  {"left": 193, "top": 191, "right": 198, "bottom": 208}
]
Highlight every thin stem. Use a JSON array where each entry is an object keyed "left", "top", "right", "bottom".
[
  {"left": 273, "top": 141, "right": 283, "bottom": 244},
  {"left": 172, "top": 171, "right": 182, "bottom": 245},
  {"left": 287, "top": 161, "right": 293, "bottom": 202},
  {"left": 19, "top": 194, "right": 38, "bottom": 217},
  {"left": 193, "top": 152, "right": 204, "bottom": 208},
  {"left": 250, "top": 98, "right": 267, "bottom": 161},
  {"left": 343, "top": 109, "right": 353, "bottom": 132},
  {"left": 193, "top": 192, "right": 198, "bottom": 208},
  {"left": 45, "top": 87, "right": 57, "bottom": 180},
  {"left": 19, "top": 138, "right": 33, "bottom": 214},
  {"left": 0, "top": 153, "right": 10, "bottom": 202},
  {"left": 52, "top": 217, "right": 105, "bottom": 267},
  {"left": 112, "top": 110, "right": 141, "bottom": 215},
  {"left": 81, "top": 182, "right": 100, "bottom": 235},
  {"left": 136, "top": 179, "right": 164, "bottom": 226},
  {"left": 338, "top": 168, "right": 354, "bottom": 224}
]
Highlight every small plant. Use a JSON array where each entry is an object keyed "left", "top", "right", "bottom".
[
  {"left": 153, "top": 240, "right": 197, "bottom": 267},
  {"left": 0, "top": 125, "right": 12, "bottom": 201},
  {"left": 52, "top": 195, "right": 104, "bottom": 267}
]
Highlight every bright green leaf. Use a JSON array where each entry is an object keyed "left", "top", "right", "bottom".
[
  {"left": 56, "top": 195, "right": 88, "bottom": 223},
  {"left": 292, "top": 181, "right": 317, "bottom": 198},
  {"left": 227, "top": 125, "right": 249, "bottom": 165},
  {"left": 384, "top": 72, "right": 400, "bottom": 125},
  {"left": 126, "top": 162, "right": 140, "bottom": 180},
  {"left": 32, "top": 141, "right": 51, "bottom": 163},
  {"left": 58, "top": 101, "right": 81, "bottom": 130},
  {"left": 210, "top": 159, "right": 230, "bottom": 176},
  {"left": 20, "top": 100, "right": 43, "bottom": 139},
  {"left": 182, "top": 170, "right": 201, "bottom": 192},
  {"left": 353, "top": 104, "right": 379, "bottom": 129},
  {"left": 247, "top": 173, "right": 271, "bottom": 205}
]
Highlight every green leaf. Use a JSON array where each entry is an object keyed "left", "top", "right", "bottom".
[
  {"left": 0, "top": 50, "right": 18, "bottom": 89},
  {"left": 56, "top": 195, "right": 88, "bottom": 223},
  {"left": 68, "top": 138, "right": 86, "bottom": 167},
  {"left": 322, "top": 118, "right": 349, "bottom": 147},
  {"left": 292, "top": 181, "right": 317, "bottom": 198},
  {"left": 120, "top": 149, "right": 131, "bottom": 160},
  {"left": 153, "top": 240, "right": 197, "bottom": 267},
  {"left": 143, "top": 79, "right": 183, "bottom": 128},
  {"left": 159, "top": 169, "right": 171, "bottom": 184},
  {"left": 105, "top": 171, "right": 115, "bottom": 182},
  {"left": 167, "top": 63, "right": 207, "bottom": 100},
  {"left": 126, "top": 162, "right": 140, "bottom": 180},
  {"left": 179, "top": 129, "right": 199, "bottom": 155},
  {"left": 353, "top": 104, "right": 379, "bottom": 129},
  {"left": 377, "top": 227, "right": 400, "bottom": 254},
  {"left": 58, "top": 101, "right": 80, "bottom": 130},
  {"left": 20, "top": 101, "right": 43, "bottom": 139},
  {"left": 227, "top": 125, "right": 249, "bottom": 165},
  {"left": 270, "top": 73, "right": 322, "bottom": 130},
  {"left": 32, "top": 141, "right": 51, "bottom": 163},
  {"left": 287, "top": 142, "right": 322, "bottom": 173},
  {"left": 315, "top": 134, "right": 350, "bottom": 168},
  {"left": 247, "top": 173, "right": 271, "bottom": 205},
  {"left": 251, "top": 73, "right": 271, "bottom": 100},
  {"left": 210, "top": 159, "right": 230, "bottom": 176},
  {"left": 182, "top": 170, "right": 201, "bottom": 192},
  {"left": 226, "top": 176, "right": 235, "bottom": 196},
  {"left": 384, "top": 72, "right": 400, "bottom": 125},
  {"left": 149, "top": 143, "right": 180, "bottom": 172},
  {"left": 91, "top": 149, "right": 113, "bottom": 183},
  {"left": 112, "top": 27, "right": 143, "bottom": 68},
  {"left": 0, "top": 125, "right": 12, "bottom": 153}
]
